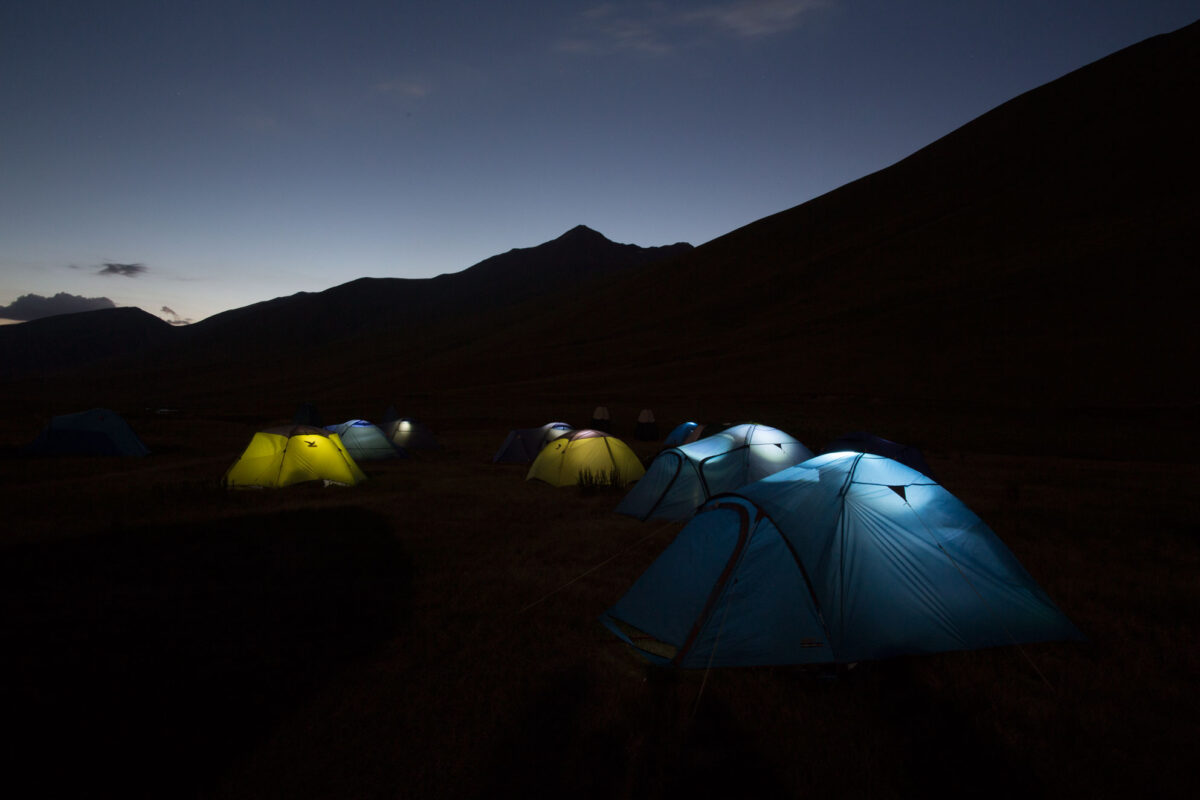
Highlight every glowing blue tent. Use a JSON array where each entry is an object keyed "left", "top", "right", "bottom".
[
  {"left": 615, "top": 423, "right": 813, "bottom": 522},
  {"left": 493, "top": 422, "right": 573, "bottom": 464},
  {"left": 662, "top": 421, "right": 700, "bottom": 448},
  {"left": 603, "top": 451, "right": 1083, "bottom": 667},
  {"left": 325, "top": 420, "right": 403, "bottom": 460},
  {"left": 25, "top": 408, "right": 149, "bottom": 457}
]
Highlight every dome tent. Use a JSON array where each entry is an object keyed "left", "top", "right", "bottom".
[
  {"left": 224, "top": 425, "right": 366, "bottom": 488},
  {"left": 615, "top": 423, "right": 813, "bottom": 522},
  {"left": 603, "top": 452, "right": 1084, "bottom": 668},
  {"left": 325, "top": 420, "right": 403, "bottom": 460},
  {"left": 493, "top": 422, "right": 574, "bottom": 464},
  {"left": 25, "top": 408, "right": 149, "bottom": 457},
  {"left": 384, "top": 417, "right": 440, "bottom": 450},
  {"left": 821, "top": 431, "right": 936, "bottom": 481},
  {"left": 526, "top": 429, "right": 645, "bottom": 487},
  {"left": 589, "top": 406, "right": 612, "bottom": 433}
]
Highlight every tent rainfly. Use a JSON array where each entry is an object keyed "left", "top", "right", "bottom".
[
  {"left": 25, "top": 408, "right": 149, "bottom": 457},
  {"left": 224, "top": 425, "right": 366, "bottom": 488},
  {"left": 493, "top": 422, "right": 574, "bottom": 464},
  {"left": 526, "top": 429, "right": 645, "bottom": 487},
  {"left": 384, "top": 417, "right": 439, "bottom": 450},
  {"left": 603, "top": 451, "right": 1084, "bottom": 667},
  {"left": 325, "top": 420, "right": 403, "bottom": 460},
  {"left": 615, "top": 423, "right": 813, "bottom": 522},
  {"left": 635, "top": 409, "right": 659, "bottom": 441},
  {"left": 590, "top": 406, "right": 612, "bottom": 433}
]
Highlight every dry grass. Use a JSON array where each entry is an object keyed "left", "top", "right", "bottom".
[{"left": 1, "top": 406, "right": 1196, "bottom": 799}]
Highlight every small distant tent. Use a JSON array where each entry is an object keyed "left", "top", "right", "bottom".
[
  {"left": 25, "top": 408, "right": 149, "bottom": 457},
  {"left": 384, "top": 417, "right": 439, "bottom": 450},
  {"left": 292, "top": 402, "right": 322, "bottom": 428},
  {"left": 662, "top": 421, "right": 700, "bottom": 448},
  {"left": 635, "top": 409, "right": 659, "bottom": 441},
  {"left": 526, "top": 429, "right": 645, "bottom": 487},
  {"left": 821, "top": 431, "right": 936, "bottom": 480},
  {"left": 325, "top": 420, "right": 403, "bottom": 460},
  {"left": 603, "top": 452, "right": 1084, "bottom": 668},
  {"left": 493, "top": 422, "right": 574, "bottom": 464},
  {"left": 224, "top": 425, "right": 366, "bottom": 488},
  {"left": 615, "top": 423, "right": 813, "bottom": 521},
  {"left": 590, "top": 406, "right": 612, "bottom": 433}
]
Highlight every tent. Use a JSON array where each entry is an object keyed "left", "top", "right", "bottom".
[
  {"left": 384, "top": 417, "right": 439, "bottom": 450},
  {"left": 526, "top": 429, "right": 645, "bottom": 487},
  {"left": 615, "top": 423, "right": 813, "bottom": 522},
  {"left": 25, "top": 408, "right": 149, "bottom": 457},
  {"left": 590, "top": 406, "right": 612, "bottom": 433},
  {"left": 635, "top": 409, "right": 659, "bottom": 441},
  {"left": 603, "top": 451, "right": 1084, "bottom": 667},
  {"left": 224, "top": 425, "right": 366, "bottom": 488},
  {"left": 661, "top": 421, "right": 732, "bottom": 448},
  {"left": 325, "top": 420, "right": 403, "bottom": 460},
  {"left": 493, "top": 422, "right": 573, "bottom": 464},
  {"left": 822, "top": 431, "right": 936, "bottom": 480}
]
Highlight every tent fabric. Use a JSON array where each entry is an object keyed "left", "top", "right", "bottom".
[
  {"left": 224, "top": 425, "right": 367, "bottom": 488},
  {"left": 493, "top": 422, "right": 573, "bottom": 464},
  {"left": 603, "top": 452, "right": 1083, "bottom": 668},
  {"left": 662, "top": 421, "right": 700, "bottom": 448},
  {"left": 384, "top": 418, "right": 439, "bottom": 450},
  {"left": 325, "top": 420, "right": 403, "bottom": 460},
  {"left": 821, "top": 431, "right": 936, "bottom": 480},
  {"left": 25, "top": 408, "right": 149, "bottom": 457},
  {"left": 526, "top": 429, "right": 646, "bottom": 487},
  {"left": 615, "top": 423, "right": 813, "bottom": 522}
]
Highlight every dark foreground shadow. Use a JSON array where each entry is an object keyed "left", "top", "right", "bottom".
[{"left": 1, "top": 507, "right": 411, "bottom": 797}]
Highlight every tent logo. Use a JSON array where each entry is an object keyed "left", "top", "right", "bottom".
[{"left": 306, "top": 439, "right": 318, "bottom": 447}]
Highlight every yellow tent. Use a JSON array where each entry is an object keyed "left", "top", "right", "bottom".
[
  {"left": 526, "top": 429, "right": 645, "bottom": 487},
  {"left": 224, "top": 425, "right": 367, "bottom": 488}
]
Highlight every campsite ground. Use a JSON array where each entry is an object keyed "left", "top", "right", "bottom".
[{"left": 1, "top": 398, "right": 1195, "bottom": 799}]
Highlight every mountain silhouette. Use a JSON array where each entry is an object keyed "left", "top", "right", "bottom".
[{"left": 1, "top": 21, "right": 1196, "bottom": 431}]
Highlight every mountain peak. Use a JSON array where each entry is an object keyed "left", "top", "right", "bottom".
[{"left": 556, "top": 225, "right": 609, "bottom": 243}]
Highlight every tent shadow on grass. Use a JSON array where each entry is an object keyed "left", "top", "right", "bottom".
[{"left": 1, "top": 506, "right": 411, "bottom": 797}]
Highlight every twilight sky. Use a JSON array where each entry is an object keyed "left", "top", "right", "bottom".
[{"left": 2, "top": 1, "right": 1196, "bottom": 325}]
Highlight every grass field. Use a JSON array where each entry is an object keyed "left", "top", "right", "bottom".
[{"left": 1, "top": 402, "right": 1196, "bottom": 798}]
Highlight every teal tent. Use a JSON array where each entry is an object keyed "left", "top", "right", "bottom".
[
  {"left": 325, "top": 420, "right": 403, "bottom": 460},
  {"left": 603, "top": 451, "right": 1083, "bottom": 667},
  {"left": 25, "top": 408, "right": 149, "bottom": 457},
  {"left": 615, "top": 423, "right": 813, "bottom": 521}
]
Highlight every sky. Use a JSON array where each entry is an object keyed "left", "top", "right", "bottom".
[{"left": 2, "top": 1, "right": 1197, "bottom": 325}]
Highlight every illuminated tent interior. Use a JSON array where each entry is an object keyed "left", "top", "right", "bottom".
[
  {"left": 384, "top": 417, "right": 440, "bottom": 450},
  {"left": 526, "top": 429, "right": 645, "bottom": 487},
  {"left": 615, "top": 423, "right": 813, "bottom": 522},
  {"left": 604, "top": 451, "right": 1084, "bottom": 668},
  {"left": 223, "top": 425, "right": 367, "bottom": 488}
]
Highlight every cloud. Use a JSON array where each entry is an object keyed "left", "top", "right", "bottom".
[
  {"left": 160, "top": 306, "right": 193, "bottom": 326},
  {"left": 0, "top": 292, "right": 116, "bottom": 321},
  {"left": 557, "top": 0, "right": 826, "bottom": 54},
  {"left": 684, "top": 0, "right": 826, "bottom": 37},
  {"left": 98, "top": 262, "right": 147, "bottom": 277}
]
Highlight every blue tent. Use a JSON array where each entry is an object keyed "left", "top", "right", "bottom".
[
  {"left": 25, "top": 408, "right": 149, "bottom": 457},
  {"left": 662, "top": 421, "right": 700, "bottom": 448},
  {"left": 325, "top": 420, "right": 403, "bottom": 460},
  {"left": 603, "top": 452, "right": 1083, "bottom": 667},
  {"left": 822, "top": 431, "right": 936, "bottom": 480},
  {"left": 615, "top": 423, "right": 813, "bottom": 522},
  {"left": 493, "top": 422, "right": 573, "bottom": 464}
]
